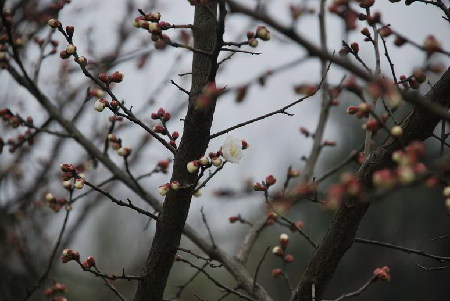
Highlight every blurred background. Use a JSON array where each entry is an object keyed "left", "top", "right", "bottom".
[{"left": 1, "top": 0, "right": 450, "bottom": 300}]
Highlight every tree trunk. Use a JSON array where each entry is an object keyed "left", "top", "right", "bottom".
[{"left": 134, "top": 3, "right": 219, "bottom": 301}]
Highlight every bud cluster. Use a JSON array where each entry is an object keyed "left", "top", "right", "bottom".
[
  {"left": 107, "top": 134, "right": 132, "bottom": 157},
  {"left": 253, "top": 174, "right": 277, "bottom": 192},
  {"left": 372, "top": 141, "right": 427, "bottom": 190},
  {"left": 150, "top": 107, "right": 178, "bottom": 147},
  {"left": 81, "top": 256, "right": 96, "bottom": 270},
  {"left": 0, "top": 109, "right": 36, "bottom": 153},
  {"left": 43, "top": 282, "right": 68, "bottom": 301},
  {"left": 133, "top": 12, "right": 172, "bottom": 50},
  {"left": 60, "top": 163, "right": 85, "bottom": 190},
  {"left": 60, "top": 248, "right": 80, "bottom": 263},
  {"left": 325, "top": 173, "right": 363, "bottom": 210},
  {"left": 45, "top": 193, "right": 68, "bottom": 213},
  {"left": 271, "top": 233, "right": 294, "bottom": 278}
]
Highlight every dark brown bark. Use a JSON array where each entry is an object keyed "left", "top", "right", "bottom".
[
  {"left": 133, "top": 3, "right": 219, "bottom": 301},
  {"left": 293, "top": 67, "right": 450, "bottom": 300}
]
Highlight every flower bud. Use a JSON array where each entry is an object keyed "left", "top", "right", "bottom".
[
  {"left": 272, "top": 268, "right": 282, "bottom": 278},
  {"left": 170, "top": 181, "right": 181, "bottom": 190},
  {"left": 74, "top": 178, "right": 85, "bottom": 189},
  {"left": 48, "top": 19, "right": 61, "bottom": 28},
  {"left": 162, "top": 112, "right": 171, "bottom": 121},
  {"left": 256, "top": 26, "right": 270, "bottom": 41},
  {"left": 98, "top": 73, "right": 109, "bottom": 83},
  {"left": 279, "top": 233, "right": 289, "bottom": 247},
  {"left": 390, "top": 126, "right": 403, "bottom": 137},
  {"left": 229, "top": 216, "right": 239, "bottom": 223},
  {"left": 109, "top": 71, "right": 124, "bottom": 83},
  {"left": 94, "top": 98, "right": 108, "bottom": 112},
  {"left": 153, "top": 125, "right": 165, "bottom": 134},
  {"left": 284, "top": 254, "right": 294, "bottom": 263},
  {"left": 443, "top": 186, "right": 450, "bottom": 197},
  {"left": 272, "top": 246, "right": 284, "bottom": 256},
  {"left": 350, "top": 42, "right": 359, "bottom": 53},
  {"left": 66, "top": 44, "right": 76, "bottom": 54},
  {"left": 265, "top": 175, "right": 276, "bottom": 187},
  {"left": 117, "top": 146, "right": 132, "bottom": 157},
  {"left": 211, "top": 157, "right": 222, "bottom": 167},
  {"left": 194, "top": 190, "right": 202, "bottom": 197},
  {"left": 187, "top": 160, "right": 199, "bottom": 173},
  {"left": 198, "top": 156, "right": 210, "bottom": 166},
  {"left": 158, "top": 183, "right": 170, "bottom": 196}
]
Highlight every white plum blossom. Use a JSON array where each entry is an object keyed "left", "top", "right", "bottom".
[{"left": 221, "top": 136, "right": 244, "bottom": 163}]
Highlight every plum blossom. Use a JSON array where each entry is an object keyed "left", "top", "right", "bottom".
[{"left": 221, "top": 136, "right": 243, "bottom": 163}]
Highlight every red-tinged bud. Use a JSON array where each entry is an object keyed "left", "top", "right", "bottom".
[
  {"left": 98, "top": 73, "right": 109, "bottom": 83},
  {"left": 211, "top": 157, "right": 222, "bottom": 167},
  {"left": 358, "top": 13, "right": 367, "bottom": 21},
  {"left": 109, "top": 100, "right": 119, "bottom": 110},
  {"left": 248, "top": 38, "right": 258, "bottom": 48},
  {"left": 48, "top": 19, "right": 61, "bottom": 28},
  {"left": 170, "top": 181, "right": 181, "bottom": 190},
  {"left": 43, "top": 288, "right": 53, "bottom": 296},
  {"left": 111, "top": 142, "right": 121, "bottom": 150},
  {"left": 373, "top": 266, "right": 391, "bottom": 282},
  {"left": 158, "top": 160, "right": 170, "bottom": 169},
  {"left": 74, "top": 178, "right": 85, "bottom": 189},
  {"left": 187, "top": 160, "right": 199, "bottom": 173},
  {"left": 324, "top": 140, "right": 336, "bottom": 147},
  {"left": 157, "top": 107, "right": 165, "bottom": 116},
  {"left": 151, "top": 113, "right": 158, "bottom": 119},
  {"left": 247, "top": 31, "right": 255, "bottom": 39},
  {"left": 359, "top": 0, "right": 374, "bottom": 8},
  {"left": 279, "top": 233, "right": 289, "bottom": 247},
  {"left": 59, "top": 50, "right": 70, "bottom": 59},
  {"left": 272, "top": 246, "right": 284, "bottom": 256},
  {"left": 423, "top": 35, "right": 441, "bottom": 55},
  {"left": 378, "top": 26, "right": 392, "bottom": 38},
  {"left": 252, "top": 182, "right": 267, "bottom": 191},
  {"left": 61, "top": 172, "right": 73, "bottom": 181},
  {"left": 162, "top": 112, "right": 171, "bottom": 121},
  {"left": 52, "top": 282, "right": 67, "bottom": 292},
  {"left": 198, "top": 156, "right": 210, "bottom": 166},
  {"left": 361, "top": 27, "right": 370, "bottom": 37},
  {"left": 241, "top": 139, "right": 249, "bottom": 150},
  {"left": 265, "top": 175, "right": 277, "bottom": 187},
  {"left": 272, "top": 268, "right": 282, "bottom": 278},
  {"left": 172, "top": 131, "right": 179, "bottom": 140},
  {"left": 66, "top": 26, "right": 74, "bottom": 38},
  {"left": 350, "top": 42, "right": 359, "bottom": 53},
  {"left": 158, "top": 183, "right": 170, "bottom": 196},
  {"left": 60, "top": 163, "right": 74, "bottom": 173},
  {"left": 53, "top": 296, "right": 68, "bottom": 301},
  {"left": 109, "top": 71, "right": 124, "bottom": 83},
  {"left": 284, "top": 254, "right": 294, "bottom": 263},
  {"left": 159, "top": 21, "right": 171, "bottom": 29},
  {"left": 66, "top": 44, "right": 76, "bottom": 54},
  {"left": 94, "top": 99, "right": 108, "bottom": 112},
  {"left": 413, "top": 69, "right": 426, "bottom": 84},
  {"left": 256, "top": 26, "right": 270, "bottom": 41},
  {"left": 229, "top": 216, "right": 239, "bottom": 223},
  {"left": 367, "top": 11, "right": 380, "bottom": 25},
  {"left": 169, "top": 140, "right": 176, "bottom": 148},
  {"left": 153, "top": 125, "right": 165, "bottom": 134},
  {"left": 394, "top": 35, "right": 406, "bottom": 46},
  {"left": 117, "top": 146, "right": 132, "bottom": 157},
  {"left": 75, "top": 56, "right": 87, "bottom": 66},
  {"left": 174, "top": 254, "right": 182, "bottom": 262},
  {"left": 347, "top": 105, "right": 359, "bottom": 115},
  {"left": 86, "top": 256, "right": 96, "bottom": 266},
  {"left": 81, "top": 260, "right": 90, "bottom": 269},
  {"left": 299, "top": 127, "right": 310, "bottom": 136},
  {"left": 294, "top": 221, "right": 304, "bottom": 229},
  {"left": 146, "top": 12, "right": 161, "bottom": 22}
]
